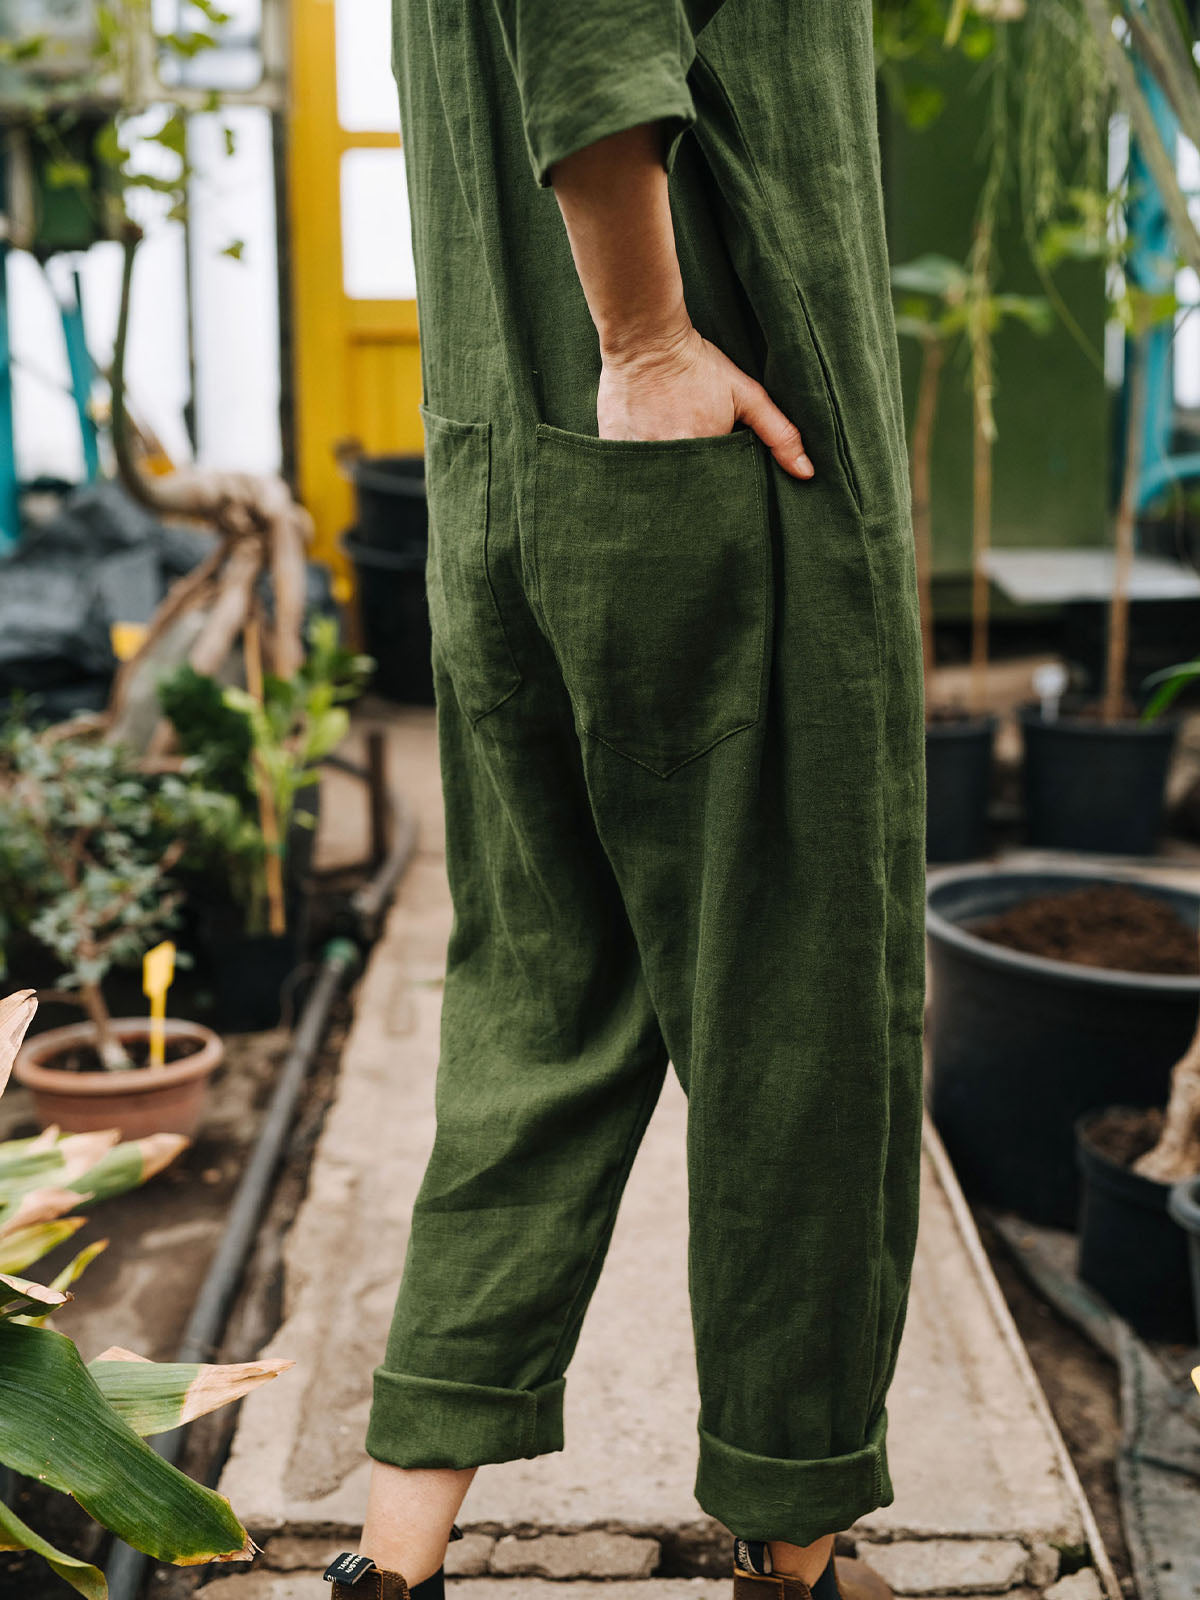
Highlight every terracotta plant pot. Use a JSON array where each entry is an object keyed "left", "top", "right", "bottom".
[{"left": 14, "top": 1017, "right": 223, "bottom": 1139}]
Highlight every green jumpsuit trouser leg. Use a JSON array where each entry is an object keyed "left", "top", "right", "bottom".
[{"left": 365, "top": 0, "right": 927, "bottom": 1548}]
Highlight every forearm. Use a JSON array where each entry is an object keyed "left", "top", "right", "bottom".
[
  {"left": 550, "top": 122, "right": 690, "bottom": 365},
  {"left": 547, "top": 118, "right": 812, "bottom": 476}
]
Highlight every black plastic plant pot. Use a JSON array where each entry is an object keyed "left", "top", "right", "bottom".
[
  {"left": 209, "top": 930, "right": 301, "bottom": 1033},
  {"left": 1076, "top": 1112, "right": 1197, "bottom": 1343},
  {"left": 1168, "top": 1176, "right": 1200, "bottom": 1345},
  {"left": 927, "top": 868, "right": 1200, "bottom": 1227},
  {"left": 343, "top": 535, "right": 435, "bottom": 707},
  {"left": 1019, "top": 705, "right": 1177, "bottom": 855},
  {"left": 925, "top": 716, "right": 996, "bottom": 863},
  {"left": 351, "top": 455, "right": 427, "bottom": 553}
]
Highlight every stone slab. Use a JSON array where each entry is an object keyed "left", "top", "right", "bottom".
[
  {"left": 218, "top": 707, "right": 1090, "bottom": 1568},
  {"left": 199, "top": 1582, "right": 727, "bottom": 1600},
  {"left": 1044, "top": 1574, "right": 1104, "bottom": 1600},
  {"left": 490, "top": 1533, "right": 659, "bottom": 1579},
  {"left": 864, "top": 1540, "right": 1029, "bottom": 1594}
]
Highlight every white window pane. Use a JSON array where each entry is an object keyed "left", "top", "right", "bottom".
[
  {"left": 153, "top": 0, "right": 265, "bottom": 92},
  {"left": 336, "top": 0, "right": 400, "bottom": 133},
  {"left": 340, "top": 149, "right": 415, "bottom": 300}
]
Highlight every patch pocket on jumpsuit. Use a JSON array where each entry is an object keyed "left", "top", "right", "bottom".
[
  {"left": 532, "top": 424, "right": 770, "bottom": 778},
  {"left": 421, "top": 407, "right": 521, "bottom": 722}
]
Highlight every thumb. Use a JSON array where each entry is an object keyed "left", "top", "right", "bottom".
[{"left": 734, "top": 377, "right": 814, "bottom": 480}]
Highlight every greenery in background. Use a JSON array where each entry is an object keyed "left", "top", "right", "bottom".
[
  {"left": 0, "top": 990, "right": 290, "bottom": 1598},
  {"left": 880, "top": 1, "right": 1200, "bottom": 721},
  {"left": 159, "top": 618, "right": 373, "bottom": 936},
  {"left": 0, "top": 725, "right": 238, "bottom": 1067},
  {"left": 892, "top": 252, "right": 1052, "bottom": 699},
  {"left": 0, "top": 0, "right": 241, "bottom": 247},
  {"left": 1143, "top": 655, "right": 1200, "bottom": 718}
]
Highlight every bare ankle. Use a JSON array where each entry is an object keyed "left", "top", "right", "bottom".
[{"left": 767, "top": 1534, "right": 836, "bottom": 1585}]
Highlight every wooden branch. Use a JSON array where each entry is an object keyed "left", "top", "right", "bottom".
[
  {"left": 1103, "top": 339, "right": 1148, "bottom": 722},
  {"left": 186, "top": 538, "right": 264, "bottom": 679},
  {"left": 144, "top": 538, "right": 261, "bottom": 758},
  {"left": 1135, "top": 1024, "right": 1200, "bottom": 1180},
  {"left": 107, "top": 541, "right": 226, "bottom": 722},
  {"left": 267, "top": 503, "right": 310, "bottom": 679},
  {"left": 243, "top": 618, "right": 287, "bottom": 937}
]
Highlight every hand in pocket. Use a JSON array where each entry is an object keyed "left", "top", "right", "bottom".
[{"left": 598, "top": 326, "right": 814, "bottom": 482}]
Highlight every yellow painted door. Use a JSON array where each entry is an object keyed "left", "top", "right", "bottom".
[{"left": 286, "top": 0, "right": 423, "bottom": 572}]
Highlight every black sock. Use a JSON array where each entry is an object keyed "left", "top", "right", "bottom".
[
  {"left": 810, "top": 1555, "right": 841, "bottom": 1600},
  {"left": 409, "top": 1571, "right": 446, "bottom": 1600}
]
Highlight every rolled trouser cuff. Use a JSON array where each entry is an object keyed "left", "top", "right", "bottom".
[
  {"left": 695, "top": 1408, "right": 892, "bottom": 1545},
  {"left": 366, "top": 1369, "right": 566, "bottom": 1468}
]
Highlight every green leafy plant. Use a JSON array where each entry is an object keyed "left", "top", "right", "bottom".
[
  {"left": 893, "top": 251, "right": 1051, "bottom": 710},
  {"left": 0, "top": 727, "right": 238, "bottom": 1067},
  {"left": 1142, "top": 656, "right": 1200, "bottom": 719},
  {"left": 160, "top": 618, "right": 373, "bottom": 935},
  {"left": 0, "top": 990, "right": 290, "bottom": 1596}
]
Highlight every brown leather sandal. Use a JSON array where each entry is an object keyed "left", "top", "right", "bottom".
[
  {"left": 732, "top": 1538, "right": 894, "bottom": 1600},
  {"left": 324, "top": 1526, "right": 464, "bottom": 1600}
]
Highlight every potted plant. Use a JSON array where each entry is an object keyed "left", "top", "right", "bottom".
[
  {"left": 893, "top": 252, "right": 1050, "bottom": 862},
  {"left": 1018, "top": 0, "right": 1200, "bottom": 854},
  {"left": 1018, "top": 323, "right": 1179, "bottom": 853},
  {"left": 1075, "top": 901, "right": 1200, "bottom": 1343},
  {"left": 927, "top": 864, "right": 1200, "bottom": 1226},
  {"left": 0, "top": 989, "right": 291, "bottom": 1597},
  {"left": 0, "top": 726, "right": 226, "bottom": 1136},
  {"left": 159, "top": 617, "right": 372, "bottom": 1029}
]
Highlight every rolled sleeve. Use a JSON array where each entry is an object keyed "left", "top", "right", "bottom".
[{"left": 490, "top": 2, "right": 699, "bottom": 186}]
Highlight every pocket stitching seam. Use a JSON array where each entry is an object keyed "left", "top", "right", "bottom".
[
  {"left": 422, "top": 408, "right": 523, "bottom": 725},
  {"left": 690, "top": 50, "right": 865, "bottom": 517},
  {"left": 532, "top": 428, "right": 769, "bottom": 779}
]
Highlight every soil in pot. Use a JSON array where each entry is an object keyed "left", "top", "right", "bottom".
[
  {"left": 927, "top": 869, "right": 1200, "bottom": 1227},
  {"left": 45, "top": 1035, "right": 203, "bottom": 1073},
  {"left": 1076, "top": 1106, "right": 1197, "bottom": 1343},
  {"left": 15, "top": 1018, "right": 223, "bottom": 1140},
  {"left": 971, "top": 884, "right": 1199, "bottom": 977}
]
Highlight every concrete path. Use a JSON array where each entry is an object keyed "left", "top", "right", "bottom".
[{"left": 201, "top": 709, "right": 1111, "bottom": 1600}]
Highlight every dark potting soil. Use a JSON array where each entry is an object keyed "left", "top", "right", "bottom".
[
  {"left": 971, "top": 885, "right": 1199, "bottom": 976},
  {"left": 50, "top": 1035, "right": 204, "bottom": 1074},
  {"left": 1085, "top": 1104, "right": 1164, "bottom": 1169}
]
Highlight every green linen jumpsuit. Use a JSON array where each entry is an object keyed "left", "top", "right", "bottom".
[{"left": 365, "top": 0, "right": 927, "bottom": 1549}]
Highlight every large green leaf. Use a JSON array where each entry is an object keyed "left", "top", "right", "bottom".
[
  {"left": 0, "top": 1323, "right": 248, "bottom": 1564},
  {"left": 88, "top": 1349, "right": 293, "bottom": 1435},
  {"left": 0, "top": 1217, "right": 85, "bottom": 1274},
  {"left": 67, "top": 1135, "right": 186, "bottom": 1207},
  {"left": 0, "top": 1132, "right": 120, "bottom": 1201},
  {"left": 17, "top": 1242, "right": 110, "bottom": 1327},
  {"left": 0, "top": 1495, "right": 105, "bottom": 1600},
  {"left": 0, "top": 1274, "right": 67, "bottom": 1319}
]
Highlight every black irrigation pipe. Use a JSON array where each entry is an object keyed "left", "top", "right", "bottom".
[{"left": 104, "top": 782, "right": 418, "bottom": 1600}]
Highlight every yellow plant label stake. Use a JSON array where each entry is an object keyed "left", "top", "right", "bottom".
[
  {"left": 143, "top": 941, "right": 176, "bottom": 1069},
  {"left": 110, "top": 622, "right": 149, "bottom": 662}
]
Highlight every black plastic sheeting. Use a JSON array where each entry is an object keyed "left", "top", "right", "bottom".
[
  {"left": 993, "top": 1214, "right": 1200, "bottom": 1600},
  {"left": 0, "top": 483, "right": 333, "bottom": 722}
]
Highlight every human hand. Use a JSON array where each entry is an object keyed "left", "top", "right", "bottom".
[{"left": 598, "top": 325, "right": 814, "bottom": 480}]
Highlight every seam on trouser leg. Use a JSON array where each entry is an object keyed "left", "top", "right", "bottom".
[
  {"left": 543, "top": 1061, "right": 666, "bottom": 1375},
  {"left": 365, "top": 1370, "right": 566, "bottom": 1469},
  {"left": 694, "top": 1408, "right": 891, "bottom": 1546}
]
